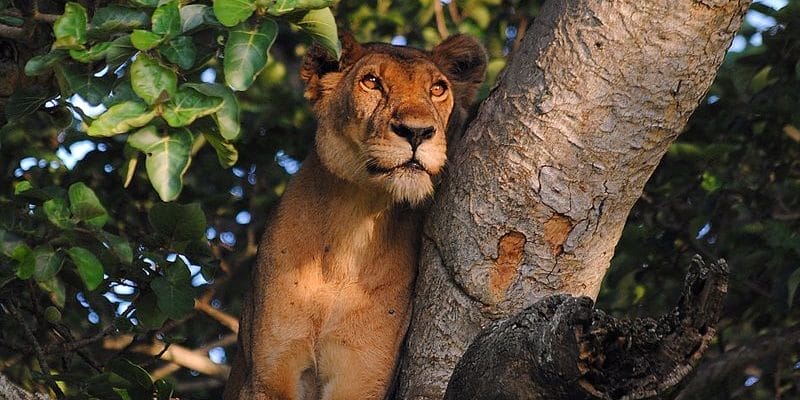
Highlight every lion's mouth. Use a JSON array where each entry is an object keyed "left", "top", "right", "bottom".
[{"left": 367, "top": 159, "right": 428, "bottom": 175}]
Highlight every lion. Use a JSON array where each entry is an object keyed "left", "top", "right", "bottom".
[{"left": 223, "top": 32, "right": 487, "bottom": 400}]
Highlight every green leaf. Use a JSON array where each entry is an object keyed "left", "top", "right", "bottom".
[
  {"left": 32, "top": 247, "right": 62, "bottom": 282},
  {"left": 213, "top": 0, "right": 256, "bottom": 27},
  {"left": 0, "top": 15, "right": 23, "bottom": 26},
  {"left": 68, "top": 182, "right": 109, "bottom": 228},
  {"left": 266, "top": 0, "right": 296, "bottom": 15},
  {"left": 185, "top": 83, "right": 240, "bottom": 140},
  {"left": 151, "top": 259, "right": 194, "bottom": 319},
  {"left": 53, "top": 2, "right": 88, "bottom": 49},
  {"left": 131, "top": 30, "right": 164, "bottom": 51},
  {"left": 43, "top": 197, "right": 73, "bottom": 228},
  {"left": 87, "top": 101, "right": 156, "bottom": 137},
  {"left": 162, "top": 86, "right": 223, "bottom": 127},
  {"left": 154, "top": 379, "right": 174, "bottom": 400},
  {"left": 788, "top": 267, "right": 800, "bottom": 307},
  {"left": 152, "top": 0, "right": 181, "bottom": 38},
  {"left": 37, "top": 276, "right": 66, "bottom": 308},
  {"left": 99, "top": 232, "right": 134, "bottom": 265},
  {"left": 700, "top": 171, "right": 721, "bottom": 193},
  {"left": 14, "top": 244, "right": 35, "bottom": 279},
  {"left": 4, "top": 86, "right": 52, "bottom": 121},
  {"left": 105, "top": 36, "right": 136, "bottom": 67},
  {"left": 89, "top": 6, "right": 149, "bottom": 36},
  {"left": 55, "top": 64, "right": 113, "bottom": 106},
  {"left": 148, "top": 202, "right": 207, "bottom": 241},
  {"left": 135, "top": 293, "right": 168, "bottom": 329},
  {"left": 203, "top": 130, "right": 238, "bottom": 167},
  {"left": 67, "top": 247, "right": 104, "bottom": 291},
  {"left": 180, "top": 4, "right": 213, "bottom": 32},
  {"left": 223, "top": 20, "right": 278, "bottom": 91},
  {"left": 14, "top": 180, "right": 33, "bottom": 195},
  {"left": 131, "top": 54, "right": 178, "bottom": 104},
  {"left": 69, "top": 42, "right": 113, "bottom": 63},
  {"left": 128, "top": 127, "right": 193, "bottom": 201},
  {"left": 159, "top": 36, "right": 196, "bottom": 69},
  {"left": 108, "top": 359, "right": 153, "bottom": 389},
  {"left": 129, "top": 0, "right": 158, "bottom": 7},
  {"left": 25, "top": 50, "right": 68, "bottom": 76},
  {"left": 291, "top": 7, "right": 339, "bottom": 59}
]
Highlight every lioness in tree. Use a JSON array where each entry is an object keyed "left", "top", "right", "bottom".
[{"left": 224, "top": 33, "right": 486, "bottom": 400}]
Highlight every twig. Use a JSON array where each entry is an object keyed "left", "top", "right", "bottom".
[
  {"left": 433, "top": 0, "right": 449, "bottom": 39},
  {"left": 103, "top": 335, "right": 232, "bottom": 379},
  {"left": 195, "top": 301, "right": 239, "bottom": 333},
  {"left": 3, "top": 301, "right": 64, "bottom": 397},
  {"left": 447, "top": 1, "right": 462, "bottom": 24},
  {"left": 150, "top": 334, "right": 237, "bottom": 380}
]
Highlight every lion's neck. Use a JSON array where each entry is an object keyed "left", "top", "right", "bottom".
[{"left": 274, "top": 151, "right": 420, "bottom": 280}]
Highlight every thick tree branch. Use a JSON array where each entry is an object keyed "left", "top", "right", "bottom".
[
  {"left": 444, "top": 256, "right": 728, "bottom": 400},
  {"left": 397, "top": 0, "right": 751, "bottom": 396},
  {"left": 104, "top": 335, "right": 231, "bottom": 379}
]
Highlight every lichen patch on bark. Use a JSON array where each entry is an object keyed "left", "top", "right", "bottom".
[
  {"left": 488, "top": 231, "right": 527, "bottom": 302},
  {"left": 544, "top": 214, "right": 573, "bottom": 256}
]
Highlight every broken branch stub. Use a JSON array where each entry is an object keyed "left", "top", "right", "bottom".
[{"left": 444, "top": 256, "right": 729, "bottom": 400}]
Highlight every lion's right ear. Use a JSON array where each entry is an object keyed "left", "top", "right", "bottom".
[
  {"left": 432, "top": 34, "right": 487, "bottom": 106},
  {"left": 300, "top": 32, "right": 365, "bottom": 103}
]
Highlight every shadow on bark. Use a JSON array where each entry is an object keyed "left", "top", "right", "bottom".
[{"left": 444, "top": 255, "right": 728, "bottom": 400}]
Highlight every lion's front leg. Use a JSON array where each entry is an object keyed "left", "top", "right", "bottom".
[
  {"left": 315, "top": 294, "right": 412, "bottom": 400},
  {"left": 225, "top": 273, "right": 318, "bottom": 400}
]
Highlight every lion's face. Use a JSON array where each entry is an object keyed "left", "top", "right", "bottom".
[{"left": 301, "top": 34, "right": 487, "bottom": 205}]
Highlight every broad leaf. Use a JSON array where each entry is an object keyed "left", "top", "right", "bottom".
[
  {"left": 266, "top": 0, "right": 297, "bottom": 15},
  {"left": 67, "top": 247, "right": 104, "bottom": 291},
  {"left": 185, "top": 83, "right": 240, "bottom": 140},
  {"left": 68, "top": 182, "right": 109, "bottom": 228},
  {"left": 135, "top": 293, "right": 168, "bottom": 329},
  {"left": 14, "top": 244, "right": 35, "bottom": 279},
  {"left": 25, "top": 50, "right": 68, "bottom": 76},
  {"left": 162, "top": 86, "right": 223, "bottom": 127},
  {"left": 291, "top": 7, "right": 339, "bottom": 59},
  {"left": 4, "top": 86, "right": 52, "bottom": 121},
  {"left": 130, "top": 54, "right": 177, "bottom": 104},
  {"left": 105, "top": 36, "right": 136, "bottom": 67},
  {"left": 152, "top": 0, "right": 181, "bottom": 37},
  {"left": 98, "top": 232, "right": 134, "bottom": 265},
  {"left": 89, "top": 6, "right": 149, "bottom": 36},
  {"left": 69, "top": 42, "right": 113, "bottom": 63},
  {"left": 147, "top": 203, "right": 208, "bottom": 242},
  {"left": 53, "top": 2, "right": 88, "bottom": 49},
  {"left": 148, "top": 202, "right": 207, "bottom": 242},
  {"left": 37, "top": 276, "right": 66, "bottom": 308},
  {"left": 180, "top": 4, "right": 213, "bottom": 32},
  {"left": 55, "top": 64, "right": 113, "bottom": 106},
  {"left": 43, "top": 197, "right": 73, "bottom": 228},
  {"left": 159, "top": 36, "right": 197, "bottom": 70},
  {"left": 87, "top": 101, "right": 155, "bottom": 137},
  {"left": 129, "top": 0, "right": 158, "bottom": 7},
  {"left": 32, "top": 247, "right": 62, "bottom": 282},
  {"left": 203, "top": 130, "right": 239, "bottom": 167},
  {"left": 131, "top": 30, "right": 164, "bottom": 51},
  {"left": 213, "top": 0, "right": 256, "bottom": 27},
  {"left": 108, "top": 359, "right": 153, "bottom": 389},
  {"left": 128, "top": 127, "right": 193, "bottom": 201},
  {"left": 151, "top": 259, "right": 194, "bottom": 319},
  {"left": 223, "top": 20, "right": 278, "bottom": 91}
]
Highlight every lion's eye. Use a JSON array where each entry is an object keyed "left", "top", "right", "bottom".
[
  {"left": 360, "top": 74, "right": 382, "bottom": 91},
  {"left": 430, "top": 81, "right": 448, "bottom": 98}
]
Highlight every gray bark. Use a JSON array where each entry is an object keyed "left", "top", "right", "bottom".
[{"left": 396, "top": 0, "right": 751, "bottom": 398}]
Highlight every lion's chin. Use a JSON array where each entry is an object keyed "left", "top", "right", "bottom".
[{"left": 382, "top": 170, "right": 434, "bottom": 206}]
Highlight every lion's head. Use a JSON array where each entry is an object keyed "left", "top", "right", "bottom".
[{"left": 300, "top": 33, "right": 487, "bottom": 205}]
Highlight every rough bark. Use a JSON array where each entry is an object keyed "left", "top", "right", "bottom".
[
  {"left": 396, "top": 0, "right": 751, "bottom": 398},
  {"left": 444, "top": 256, "right": 728, "bottom": 400},
  {"left": 0, "top": 374, "right": 51, "bottom": 400}
]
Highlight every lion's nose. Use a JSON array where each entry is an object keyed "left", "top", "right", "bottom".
[{"left": 391, "top": 123, "right": 435, "bottom": 151}]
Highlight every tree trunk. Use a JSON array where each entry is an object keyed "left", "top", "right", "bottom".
[{"left": 395, "top": 0, "right": 751, "bottom": 398}]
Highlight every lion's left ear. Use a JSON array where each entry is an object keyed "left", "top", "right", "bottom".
[{"left": 432, "top": 34, "right": 488, "bottom": 106}]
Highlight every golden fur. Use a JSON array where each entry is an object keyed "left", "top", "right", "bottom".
[{"left": 224, "top": 33, "right": 486, "bottom": 400}]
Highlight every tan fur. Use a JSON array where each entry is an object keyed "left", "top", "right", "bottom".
[{"left": 224, "top": 33, "right": 486, "bottom": 400}]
